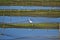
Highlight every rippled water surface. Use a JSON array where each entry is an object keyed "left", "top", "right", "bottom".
[
  {"left": 0, "top": 28, "right": 60, "bottom": 40},
  {"left": 0, "top": 6, "right": 60, "bottom": 10},
  {"left": 0, "top": 16, "right": 60, "bottom": 23}
]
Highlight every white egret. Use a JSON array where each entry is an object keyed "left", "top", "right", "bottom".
[
  {"left": 28, "top": 18, "right": 34, "bottom": 31},
  {"left": 28, "top": 18, "right": 33, "bottom": 23}
]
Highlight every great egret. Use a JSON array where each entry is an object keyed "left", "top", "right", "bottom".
[
  {"left": 28, "top": 18, "right": 34, "bottom": 31},
  {"left": 28, "top": 18, "right": 33, "bottom": 23}
]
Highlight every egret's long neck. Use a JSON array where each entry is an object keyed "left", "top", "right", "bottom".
[{"left": 29, "top": 18, "right": 31, "bottom": 21}]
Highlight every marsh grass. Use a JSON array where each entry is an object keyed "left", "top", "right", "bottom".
[
  {"left": 0, "top": 10, "right": 60, "bottom": 17},
  {"left": 0, "top": 0, "right": 60, "bottom": 6},
  {"left": 0, "top": 0, "right": 60, "bottom": 2},
  {"left": 0, "top": 23, "right": 59, "bottom": 29}
]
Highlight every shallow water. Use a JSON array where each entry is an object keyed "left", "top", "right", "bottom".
[
  {"left": 0, "top": 6, "right": 60, "bottom": 10},
  {"left": 0, "top": 28, "right": 60, "bottom": 40},
  {"left": 0, "top": 16, "right": 60, "bottom": 23}
]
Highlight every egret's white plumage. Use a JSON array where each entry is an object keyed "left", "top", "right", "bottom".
[{"left": 28, "top": 18, "right": 32, "bottom": 23}]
